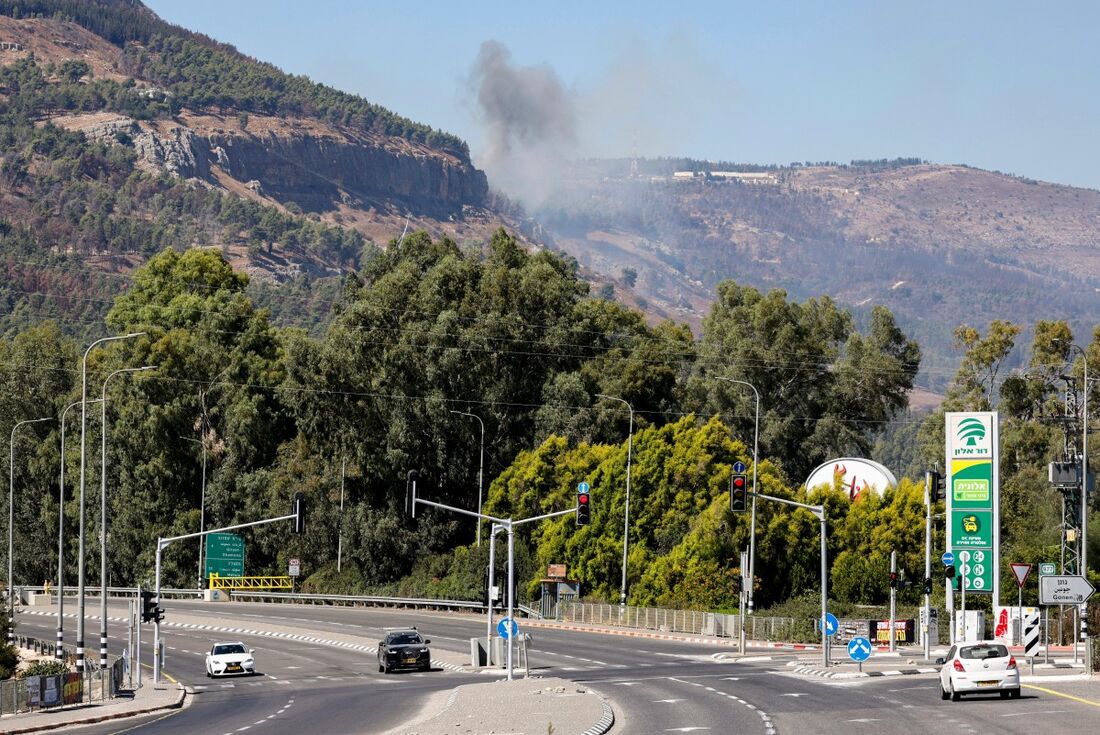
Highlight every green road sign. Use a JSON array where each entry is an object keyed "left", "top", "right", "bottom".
[
  {"left": 1039, "top": 562, "right": 1056, "bottom": 576},
  {"left": 952, "top": 510, "right": 993, "bottom": 547},
  {"left": 958, "top": 549, "right": 993, "bottom": 592},
  {"left": 205, "top": 532, "right": 245, "bottom": 578}
]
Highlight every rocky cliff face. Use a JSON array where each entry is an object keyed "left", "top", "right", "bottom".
[{"left": 56, "top": 112, "right": 489, "bottom": 217}]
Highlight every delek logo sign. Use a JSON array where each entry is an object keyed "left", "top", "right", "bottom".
[{"left": 950, "top": 414, "right": 992, "bottom": 458}]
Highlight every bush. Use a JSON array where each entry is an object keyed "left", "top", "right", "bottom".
[
  {"left": 0, "top": 645, "right": 17, "bottom": 680},
  {"left": 21, "top": 659, "right": 68, "bottom": 678}
]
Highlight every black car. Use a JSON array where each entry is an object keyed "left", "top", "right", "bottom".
[{"left": 377, "top": 628, "right": 431, "bottom": 673}]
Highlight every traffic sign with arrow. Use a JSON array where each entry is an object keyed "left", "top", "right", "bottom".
[{"left": 1039, "top": 575, "right": 1095, "bottom": 605}]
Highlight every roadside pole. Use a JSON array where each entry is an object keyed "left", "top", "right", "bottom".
[
  {"left": 889, "top": 550, "right": 897, "bottom": 653},
  {"left": 127, "top": 600, "right": 134, "bottom": 689},
  {"left": 739, "top": 550, "right": 748, "bottom": 654},
  {"left": 136, "top": 596, "right": 141, "bottom": 688},
  {"left": 153, "top": 500, "right": 303, "bottom": 683},
  {"left": 411, "top": 488, "right": 575, "bottom": 681},
  {"left": 748, "top": 490, "right": 828, "bottom": 667},
  {"left": 923, "top": 472, "right": 933, "bottom": 660},
  {"left": 486, "top": 524, "right": 503, "bottom": 664},
  {"left": 959, "top": 550, "right": 968, "bottom": 641}
]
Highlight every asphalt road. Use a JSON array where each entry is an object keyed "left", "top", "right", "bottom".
[{"left": 16, "top": 600, "right": 1100, "bottom": 734}]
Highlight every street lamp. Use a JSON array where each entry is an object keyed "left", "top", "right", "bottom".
[
  {"left": 56, "top": 398, "right": 102, "bottom": 660},
  {"left": 716, "top": 377, "right": 761, "bottom": 614},
  {"left": 99, "top": 365, "right": 156, "bottom": 669},
  {"left": 9, "top": 416, "right": 53, "bottom": 644},
  {"left": 77, "top": 332, "right": 143, "bottom": 673},
  {"left": 450, "top": 410, "right": 485, "bottom": 547},
  {"left": 596, "top": 393, "right": 633, "bottom": 607},
  {"left": 180, "top": 436, "right": 208, "bottom": 587}
]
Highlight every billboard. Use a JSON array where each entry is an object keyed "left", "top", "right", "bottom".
[{"left": 945, "top": 412, "right": 1000, "bottom": 602}]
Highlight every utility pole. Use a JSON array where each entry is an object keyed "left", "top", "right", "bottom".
[
  {"left": 716, "top": 377, "right": 761, "bottom": 614},
  {"left": 450, "top": 411, "right": 485, "bottom": 547},
  {"left": 923, "top": 471, "right": 934, "bottom": 660},
  {"left": 8, "top": 416, "right": 53, "bottom": 644},
  {"left": 180, "top": 436, "right": 208, "bottom": 587},
  {"left": 889, "top": 550, "right": 897, "bottom": 653},
  {"left": 486, "top": 524, "right": 504, "bottom": 663},
  {"left": 336, "top": 456, "right": 346, "bottom": 573}
]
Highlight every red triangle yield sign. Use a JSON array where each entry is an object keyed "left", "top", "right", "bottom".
[{"left": 1010, "top": 563, "right": 1032, "bottom": 588}]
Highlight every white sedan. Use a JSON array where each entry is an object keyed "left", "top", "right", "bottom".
[
  {"left": 205, "top": 642, "right": 256, "bottom": 677},
  {"left": 937, "top": 641, "right": 1020, "bottom": 700}
]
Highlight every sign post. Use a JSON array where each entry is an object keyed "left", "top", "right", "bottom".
[
  {"left": 847, "top": 636, "right": 871, "bottom": 674},
  {"left": 945, "top": 412, "right": 1000, "bottom": 641},
  {"left": 1010, "top": 563, "right": 1032, "bottom": 645}
]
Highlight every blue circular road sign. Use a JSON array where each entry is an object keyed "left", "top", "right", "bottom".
[
  {"left": 825, "top": 612, "right": 839, "bottom": 636},
  {"left": 941, "top": 551, "right": 955, "bottom": 567},
  {"left": 848, "top": 636, "right": 872, "bottom": 662},
  {"left": 577, "top": 482, "right": 590, "bottom": 493},
  {"left": 497, "top": 617, "right": 519, "bottom": 640},
  {"left": 733, "top": 461, "right": 747, "bottom": 474}
]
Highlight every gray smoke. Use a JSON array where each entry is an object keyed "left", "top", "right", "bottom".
[{"left": 468, "top": 40, "right": 578, "bottom": 207}]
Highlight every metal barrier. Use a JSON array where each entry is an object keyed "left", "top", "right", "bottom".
[
  {"left": 208, "top": 574, "right": 292, "bottom": 591},
  {"left": 228, "top": 591, "right": 542, "bottom": 619},
  {"left": 0, "top": 635, "right": 124, "bottom": 716},
  {"left": 560, "top": 601, "right": 799, "bottom": 641}
]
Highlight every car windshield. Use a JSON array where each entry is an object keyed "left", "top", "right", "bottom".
[
  {"left": 387, "top": 632, "right": 422, "bottom": 645},
  {"left": 213, "top": 644, "right": 246, "bottom": 656},
  {"left": 959, "top": 644, "right": 1008, "bottom": 660}
]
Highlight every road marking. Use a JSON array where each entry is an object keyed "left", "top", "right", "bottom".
[
  {"left": 665, "top": 729, "right": 711, "bottom": 732},
  {"left": 653, "top": 699, "right": 685, "bottom": 703},
  {"left": 780, "top": 693, "right": 808, "bottom": 697},
  {"left": 1023, "top": 684, "right": 1100, "bottom": 707},
  {"left": 848, "top": 719, "right": 882, "bottom": 723},
  {"left": 1001, "top": 710, "right": 1070, "bottom": 718}
]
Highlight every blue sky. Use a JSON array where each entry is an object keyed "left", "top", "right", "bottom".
[{"left": 145, "top": 1, "right": 1100, "bottom": 190}]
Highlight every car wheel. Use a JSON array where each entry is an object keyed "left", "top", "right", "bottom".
[
  {"left": 382, "top": 662, "right": 390, "bottom": 675},
  {"left": 940, "top": 684, "right": 949, "bottom": 701},
  {"left": 1000, "top": 690, "right": 1010, "bottom": 699},
  {"left": 951, "top": 686, "right": 960, "bottom": 702},
  {"left": 378, "top": 662, "right": 384, "bottom": 673},
  {"left": 420, "top": 660, "right": 430, "bottom": 672},
  {"left": 1009, "top": 688, "right": 1021, "bottom": 699}
]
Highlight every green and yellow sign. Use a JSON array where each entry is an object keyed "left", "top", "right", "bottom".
[{"left": 945, "top": 413, "right": 999, "bottom": 597}]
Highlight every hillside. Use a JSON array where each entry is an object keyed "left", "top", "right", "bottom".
[
  {"left": 536, "top": 159, "right": 1100, "bottom": 389},
  {"left": 0, "top": 1, "right": 511, "bottom": 337}
]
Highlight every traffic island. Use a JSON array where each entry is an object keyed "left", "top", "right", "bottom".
[
  {"left": 0, "top": 683, "right": 186, "bottom": 734},
  {"left": 384, "top": 676, "right": 615, "bottom": 735}
]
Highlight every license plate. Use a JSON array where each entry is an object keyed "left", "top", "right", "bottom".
[
  {"left": 976, "top": 680, "right": 998, "bottom": 687},
  {"left": 403, "top": 657, "right": 416, "bottom": 664},
  {"left": 227, "top": 665, "right": 241, "bottom": 672}
]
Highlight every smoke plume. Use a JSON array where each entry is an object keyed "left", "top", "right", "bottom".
[{"left": 468, "top": 40, "right": 579, "bottom": 207}]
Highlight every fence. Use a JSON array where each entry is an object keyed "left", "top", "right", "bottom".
[
  {"left": 560, "top": 601, "right": 800, "bottom": 642},
  {"left": 0, "top": 635, "right": 124, "bottom": 716}
]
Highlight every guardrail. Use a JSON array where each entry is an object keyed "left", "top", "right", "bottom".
[
  {"left": 561, "top": 601, "right": 799, "bottom": 641},
  {"left": 228, "top": 591, "right": 542, "bottom": 619},
  {"left": 18, "top": 586, "right": 202, "bottom": 601}
]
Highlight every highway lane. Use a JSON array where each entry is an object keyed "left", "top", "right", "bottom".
[{"left": 14, "top": 606, "right": 480, "bottom": 735}]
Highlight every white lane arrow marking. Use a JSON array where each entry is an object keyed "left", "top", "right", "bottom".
[
  {"left": 780, "top": 693, "right": 808, "bottom": 697},
  {"left": 653, "top": 699, "right": 685, "bottom": 703},
  {"left": 721, "top": 677, "right": 741, "bottom": 681}
]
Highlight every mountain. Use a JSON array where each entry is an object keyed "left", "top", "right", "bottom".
[
  {"left": 535, "top": 158, "right": 1100, "bottom": 389},
  {"left": 0, "top": 0, "right": 515, "bottom": 337}
]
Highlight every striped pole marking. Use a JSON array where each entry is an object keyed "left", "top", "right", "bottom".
[{"left": 1023, "top": 610, "right": 1041, "bottom": 658}]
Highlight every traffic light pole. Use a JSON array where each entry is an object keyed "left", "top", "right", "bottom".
[
  {"left": 924, "top": 472, "right": 933, "bottom": 661},
  {"left": 747, "top": 491, "right": 828, "bottom": 668},
  {"left": 411, "top": 493, "right": 574, "bottom": 681},
  {"left": 151, "top": 509, "right": 299, "bottom": 684},
  {"left": 889, "top": 550, "right": 897, "bottom": 653}
]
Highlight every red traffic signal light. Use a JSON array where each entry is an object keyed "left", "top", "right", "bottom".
[
  {"left": 889, "top": 571, "right": 898, "bottom": 589},
  {"left": 576, "top": 490, "right": 591, "bottom": 526},
  {"left": 730, "top": 473, "right": 748, "bottom": 513}
]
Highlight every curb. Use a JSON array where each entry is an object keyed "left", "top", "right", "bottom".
[
  {"left": 579, "top": 684, "right": 615, "bottom": 735},
  {"left": 3, "top": 685, "right": 186, "bottom": 734},
  {"left": 789, "top": 664, "right": 938, "bottom": 679}
]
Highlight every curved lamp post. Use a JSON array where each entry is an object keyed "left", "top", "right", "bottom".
[
  {"left": 9, "top": 416, "right": 53, "bottom": 644},
  {"left": 99, "top": 365, "right": 156, "bottom": 669},
  {"left": 77, "top": 332, "right": 144, "bottom": 672},
  {"left": 450, "top": 410, "right": 485, "bottom": 547},
  {"left": 596, "top": 394, "right": 633, "bottom": 607}
]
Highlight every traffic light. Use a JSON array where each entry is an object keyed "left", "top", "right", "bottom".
[
  {"left": 140, "top": 588, "right": 163, "bottom": 624},
  {"left": 730, "top": 473, "right": 748, "bottom": 513},
  {"left": 576, "top": 488, "right": 591, "bottom": 526},
  {"left": 889, "top": 571, "right": 898, "bottom": 589},
  {"left": 945, "top": 564, "right": 956, "bottom": 579},
  {"left": 292, "top": 491, "right": 306, "bottom": 534},
  {"left": 923, "top": 577, "right": 933, "bottom": 595},
  {"left": 927, "top": 471, "right": 945, "bottom": 503}
]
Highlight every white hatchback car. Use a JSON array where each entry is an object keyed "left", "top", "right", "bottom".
[
  {"left": 937, "top": 641, "right": 1020, "bottom": 700},
  {"left": 205, "top": 641, "right": 256, "bottom": 677}
]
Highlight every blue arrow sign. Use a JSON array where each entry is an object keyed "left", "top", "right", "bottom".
[
  {"left": 847, "top": 636, "right": 872, "bottom": 662},
  {"left": 497, "top": 616, "right": 519, "bottom": 640},
  {"left": 815, "top": 612, "right": 839, "bottom": 636},
  {"left": 941, "top": 551, "right": 955, "bottom": 567},
  {"left": 733, "top": 461, "right": 747, "bottom": 474},
  {"left": 577, "top": 482, "right": 590, "bottom": 493}
]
